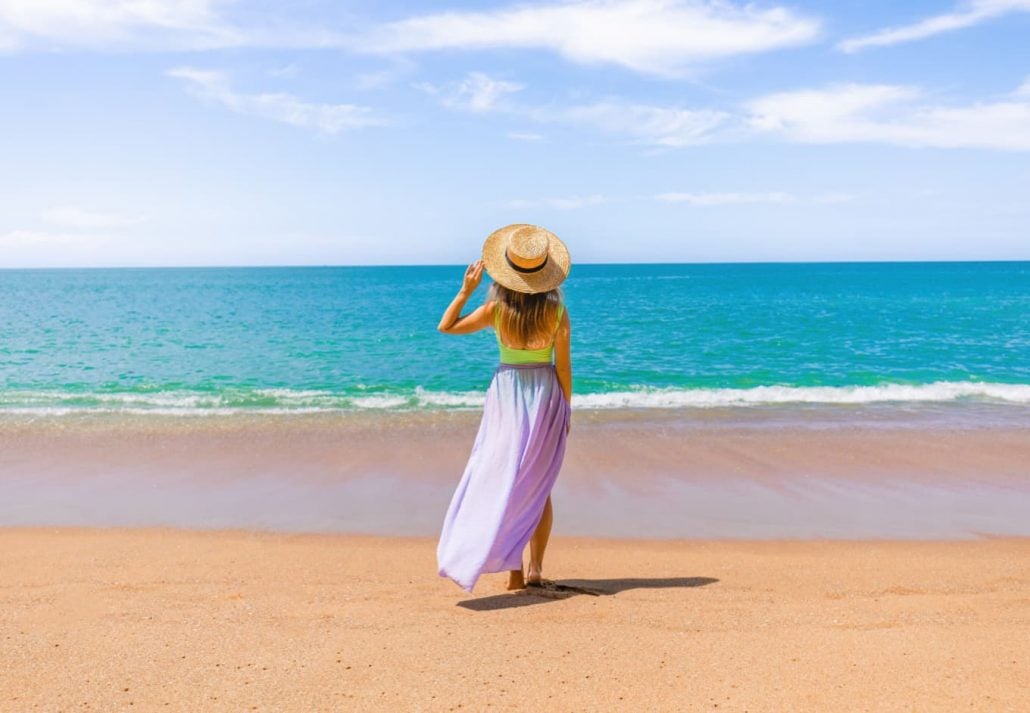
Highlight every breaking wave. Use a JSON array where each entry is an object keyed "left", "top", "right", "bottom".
[{"left": 0, "top": 381, "right": 1027, "bottom": 416}]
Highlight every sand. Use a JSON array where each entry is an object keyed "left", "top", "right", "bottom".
[{"left": 2, "top": 528, "right": 1027, "bottom": 712}]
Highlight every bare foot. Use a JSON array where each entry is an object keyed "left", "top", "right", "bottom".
[
  {"left": 526, "top": 565, "right": 542, "bottom": 586},
  {"left": 506, "top": 569, "right": 525, "bottom": 590}
]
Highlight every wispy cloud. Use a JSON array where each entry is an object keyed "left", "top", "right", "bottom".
[
  {"left": 43, "top": 205, "right": 142, "bottom": 230},
  {"left": 747, "top": 80, "right": 1030, "bottom": 150},
  {"left": 0, "top": 0, "right": 821, "bottom": 74},
  {"left": 416, "top": 72, "right": 523, "bottom": 112},
  {"left": 167, "top": 67, "right": 388, "bottom": 134},
  {"left": 0, "top": 0, "right": 344, "bottom": 53},
  {"left": 547, "top": 101, "right": 729, "bottom": 147},
  {"left": 0, "top": 0, "right": 242, "bottom": 52},
  {"left": 838, "top": 0, "right": 1030, "bottom": 53},
  {"left": 360, "top": 0, "right": 820, "bottom": 76},
  {"left": 748, "top": 83, "right": 920, "bottom": 138},
  {"left": 2, "top": 203, "right": 144, "bottom": 258},
  {"left": 419, "top": 71, "right": 729, "bottom": 146},
  {"left": 425, "top": 72, "right": 1030, "bottom": 152}
]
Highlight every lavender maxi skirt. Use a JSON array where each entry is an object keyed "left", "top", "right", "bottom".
[{"left": 437, "top": 362, "right": 571, "bottom": 592}]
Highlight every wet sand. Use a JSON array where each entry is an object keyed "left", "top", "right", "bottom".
[
  {"left": 1, "top": 410, "right": 1028, "bottom": 537},
  {"left": 2, "top": 528, "right": 1027, "bottom": 712},
  {"left": 4, "top": 408, "right": 1028, "bottom": 486}
]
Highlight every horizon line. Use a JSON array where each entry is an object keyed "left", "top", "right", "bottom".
[{"left": 1, "top": 257, "right": 1028, "bottom": 271}]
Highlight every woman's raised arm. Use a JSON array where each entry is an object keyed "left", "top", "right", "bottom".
[{"left": 437, "top": 260, "right": 493, "bottom": 334}]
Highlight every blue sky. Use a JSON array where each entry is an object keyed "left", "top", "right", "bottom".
[{"left": 1, "top": 0, "right": 1028, "bottom": 267}]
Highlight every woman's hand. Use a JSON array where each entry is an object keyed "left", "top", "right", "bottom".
[
  {"left": 461, "top": 260, "right": 484, "bottom": 295},
  {"left": 438, "top": 260, "right": 491, "bottom": 334}
]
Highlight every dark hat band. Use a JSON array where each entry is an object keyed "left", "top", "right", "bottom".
[{"left": 505, "top": 250, "right": 548, "bottom": 274}]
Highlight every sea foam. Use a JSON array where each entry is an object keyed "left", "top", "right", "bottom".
[{"left": 0, "top": 381, "right": 1027, "bottom": 416}]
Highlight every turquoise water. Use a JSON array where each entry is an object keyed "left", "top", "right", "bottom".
[{"left": 0, "top": 262, "right": 1027, "bottom": 414}]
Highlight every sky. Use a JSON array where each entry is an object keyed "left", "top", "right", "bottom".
[{"left": 1, "top": 0, "right": 1028, "bottom": 267}]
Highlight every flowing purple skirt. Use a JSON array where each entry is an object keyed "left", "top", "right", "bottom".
[{"left": 437, "top": 363, "right": 571, "bottom": 592}]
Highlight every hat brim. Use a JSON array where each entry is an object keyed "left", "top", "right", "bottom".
[{"left": 481, "top": 224, "right": 571, "bottom": 294}]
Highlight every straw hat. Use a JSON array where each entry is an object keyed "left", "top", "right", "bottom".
[{"left": 481, "top": 224, "right": 571, "bottom": 294}]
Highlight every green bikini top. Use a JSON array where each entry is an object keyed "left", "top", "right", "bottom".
[{"left": 494, "top": 303, "right": 565, "bottom": 364}]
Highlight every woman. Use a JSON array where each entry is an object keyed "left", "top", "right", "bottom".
[{"left": 436, "top": 224, "right": 572, "bottom": 593}]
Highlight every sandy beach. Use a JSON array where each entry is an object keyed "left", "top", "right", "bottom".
[
  {"left": 3, "top": 409, "right": 1028, "bottom": 710},
  {"left": 2, "top": 528, "right": 1027, "bottom": 712}
]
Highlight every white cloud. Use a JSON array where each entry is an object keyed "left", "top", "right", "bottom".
[
  {"left": 2, "top": 204, "right": 143, "bottom": 263},
  {"left": 416, "top": 72, "right": 523, "bottom": 112},
  {"left": 748, "top": 83, "right": 920, "bottom": 138},
  {"left": 419, "top": 71, "right": 728, "bottom": 146},
  {"left": 838, "top": 0, "right": 1030, "bottom": 53},
  {"left": 0, "top": 0, "right": 821, "bottom": 73},
  {"left": 0, "top": 0, "right": 348, "bottom": 53},
  {"left": 43, "top": 205, "right": 142, "bottom": 229},
  {"left": 507, "top": 194, "right": 613, "bottom": 209},
  {"left": 424, "top": 71, "right": 1030, "bottom": 152},
  {"left": 549, "top": 101, "right": 729, "bottom": 147},
  {"left": 747, "top": 80, "right": 1030, "bottom": 150},
  {"left": 361, "top": 0, "right": 820, "bottom": 76},
  {"left": 0, "top": 0, "right": 242, "bottom": 52},
  {"left": 167, "top": 67, "right": 387, "bottom": 134}
]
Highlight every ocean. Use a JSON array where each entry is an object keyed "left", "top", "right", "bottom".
[{"left": 1, "top": 262, "right": 1028, "bottom": 416}]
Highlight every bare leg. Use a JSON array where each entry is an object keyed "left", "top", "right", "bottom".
[{"left": 527, "top": 496, "right": 553, "bottom": 584}]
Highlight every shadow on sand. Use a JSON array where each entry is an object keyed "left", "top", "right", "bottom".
[{"left": 457, "top": 576, "right": 719, "bottom": 611}]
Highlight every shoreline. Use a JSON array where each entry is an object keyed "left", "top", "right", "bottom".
[
  {"left": 1, "top": 397, "right": 1028, "bottom": 425},
  {"left": 3, "top": 528, "right": 1027, "bottom": 711}
]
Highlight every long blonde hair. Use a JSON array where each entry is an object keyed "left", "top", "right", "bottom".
[{"left": 489, "top": 283, "right": 563, "bottom": 347}]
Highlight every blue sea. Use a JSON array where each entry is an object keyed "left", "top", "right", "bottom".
[{"left": 1, "top": 262, "right": 1028, "bottom": 416}]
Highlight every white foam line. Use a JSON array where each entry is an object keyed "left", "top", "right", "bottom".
[
  {"left": 573, "top": 382, "right": 1030, "bottom": 408},
  {"left": 0, "top": 381, "right": 1027, "bottom": 415}
]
